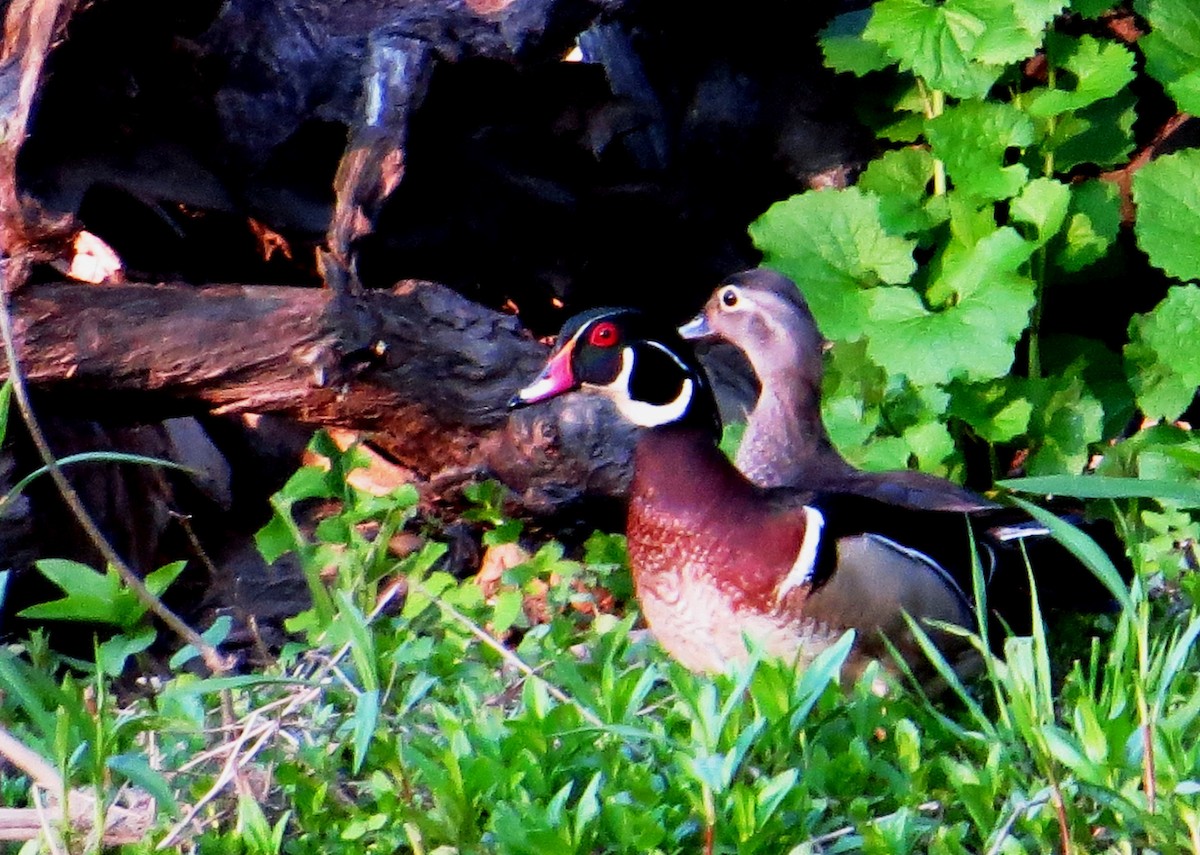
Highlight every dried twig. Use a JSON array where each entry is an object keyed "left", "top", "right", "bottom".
[
  {"left": 0, "top": 726, "right": 155, "bottom": 846},
  {"left": 0, "top": 266, "right": 232, "bottom": 675}
]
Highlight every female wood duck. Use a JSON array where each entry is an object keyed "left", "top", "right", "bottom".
[
  {"left": 678, "top": 268, "right": 1128, "bottom": 618},
  {"left": 678, "top": 268, "right": 995, "bottom": 511},
  {"left": 510, "top": 307, "right": 985, "bottom": 677}
]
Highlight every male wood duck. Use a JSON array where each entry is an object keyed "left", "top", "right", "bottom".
[
  {"left": 510, "top": 307, "right": 989, "bottom": 677},
  {"left": 679, "top": 268, "right": 995, "bottom": 511}
]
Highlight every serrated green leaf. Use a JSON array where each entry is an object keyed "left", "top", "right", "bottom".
[
  {"left": 1011, "top": 177, "right": 1070, "bottom": 245},
  {"left": 1133, "top": 149, "right": 1200, "bottom": 281},
  {"left": 1043, "top": 334, "right": 1135, "bottom": 438},
  {"left": 1051, "top": 180, "right": 1121, "bottom": 272},
  {"left": 1046, "top": 92, "right": 1136, "bottom": 171},
  {"left": 1124, "top": 284, "right": 1200, "bottom": 420},
  {"left": 820, "top": 9, "right": 893, "bottom": 75},
  {"left": 964, "top": 0, "right": 1065, "bottom": 66},
  {"left": 858, "top": 148, "right": 947, "bottom": 236},
  {"left": 750, "top": 188, "right": 917, "bottom": 339},
  {"left": 866, "top": 228, "right": 1036, "bottom": 385},
  {"left": 1139, "top": 0, "right": 1200, "bottom": 112},
  {"left": 863, "top": 0, "right": 1002, "bottom": 98},
  {"left": 928, "top": 102, "right": 1034, "bottom": 201},
  {"left": 948, "top": 379, "right": 1033, "bottom": 441},
  {"left": 1024, "top": 368, "right": 1106, "bottom": 475},
  {"left": 1166, "top": 71, "right": 1200, "bottom": 114},
  {"left": 1028, "top": 34, "right": 1136, "bottom": 117},
  {"left": 1071, "top": 0, "right": 1115, "bottom": 15}
]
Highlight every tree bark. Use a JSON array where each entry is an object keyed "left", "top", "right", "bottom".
[{"left": 6, "top": 279, "right": 638, "bottom": 514}]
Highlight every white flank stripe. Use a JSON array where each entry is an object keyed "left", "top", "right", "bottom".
[
  {"left": 777, "top": 506, "right": 825, "bottom": 603},
  {"left": 988, "top": 522, "right": 1051, "bottom": 541}
]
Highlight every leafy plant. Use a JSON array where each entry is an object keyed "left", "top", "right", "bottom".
[{"left": 750, "top": 0, "right": 1198, "bottom": 501}]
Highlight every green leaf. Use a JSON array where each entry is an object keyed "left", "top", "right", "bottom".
[
  {"left": 97, "top": 628, "right": 155, "bottom": 676},
  {"left": 491, "top": 589, "right": 525, "bottom": 634},
  {"left": 1027, "top": 34, "right": 1136, "bottom": 117},
  {"left": 1043, "top": 335, "right": 1135, "bottom": 437},
  {"left": 107, "top": 753, "right": 177, "bottom": 814},
  {"left": 1139, "top": 0, "right": 1200, "bottom": 113},
  {"left": 1000, "top": 474, "right": 1200, "bottom": 506},
  {"left": 18, "top": 559, "right": 122, "bottom": 624},
  {"left": 352, "top": 689, "right": 380, "bottom": 774},
  {"left": 1010, "top": 177, "right": 1070, "bottom": 246},
  {"left": 169, "top": 615, "right": 233, "bottom": 670},
  {"left": 750, "top": 188, "right": 917, "bottom": 339},
  {"left": 866, "top": 227, "right": 1036, "bottom": 385},
  {"left": 1051, "top": 180, "right": 1121, "bottom": 272},
  {"left": 1046, "top": 92, "right": 1136, "bottom": 171},
  {"left": 1071, "top": 0, "right": 1116, "bottom": 15},
  {"left": 144, "top": 560, "right": 187, "bottom": 599},
  {"left": 254, "top": 511, "right": 298, "bottom": 565},
  {"left": 0, "top": 379, "right": 11, "bottom": 448},
  {"left": 756, "top": 768, "right": 799, "bottom": 827},
  {"left": 1008, "top": 497, "right": 1135, "bottom": 613},
  {"left": 278, "top": 464, "right": 340, "bottom": 502},
  {"left": 1132, "top": 149, "right": 1200, "bottom": 281},
  {"left": 820, "top": 9, "right": 893, "bottom": 75},
  {"left": 863, "top": 0, "right": 1001, "bottom": 98},
  {"left": 949, "top": 366, "right": 1103, "bottom": 473},
  {"left": 1124, "top": 285, "right": 1200, "bottom": 420},
  {"left": 37, "top": 558, "right": 116, "bottom": 600},
  {"left": 948, "top": 379, "right": 1034, "bottom": 442},
  {"left": 965, "top": 0, "right": 1066, "bottom": 67},
  {"left": 927, "top": 101, "right": 1035, "bottom": 201},
  {"left": 858, "top": 147, "right": 947, "bottom": 236},
  {"left": 1023, "top": 368, "right": 1106, "bottom": 475}
]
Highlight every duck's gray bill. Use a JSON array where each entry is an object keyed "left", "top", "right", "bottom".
[{"left": 677, "top": 313, "right": 712, "bottom": 340}]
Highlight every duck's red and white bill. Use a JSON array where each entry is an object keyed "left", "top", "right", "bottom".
[{"left": 512, "top": 345, "right": 577, "bottom": 405}]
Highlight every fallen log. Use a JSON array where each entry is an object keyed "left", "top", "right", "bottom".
[{"left": 6, "top": 279, "right": 639, "bottom": 514}]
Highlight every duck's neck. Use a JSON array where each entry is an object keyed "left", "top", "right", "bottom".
[
  {"left": 632, "top": 425, "right": 755, "bottom": 512},
  {"left": 740, "top": 372, "right": 852, "bottom": 486}
]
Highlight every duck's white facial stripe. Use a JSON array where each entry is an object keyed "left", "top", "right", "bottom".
[
  {"left": 593, "top": 345, "right": 694, "bottom": 428},
  {"left": 776, "top": 506, "right": 825, "bottom": 603}
]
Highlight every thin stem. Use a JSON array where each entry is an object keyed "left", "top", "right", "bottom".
[
  {"left": 1028, "top": 249, "right": 1047, "bottom": 380},
  {"left": 917, "top": 79, "right": 948, "bottom": 196},
  {"left": 0, "top": 265, "right": 231, "bottom": 676},
  {"left": 419, "top": 581, "right": 607, "bottom": 730}
]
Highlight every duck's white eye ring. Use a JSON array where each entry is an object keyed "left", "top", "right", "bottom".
[{"left": 720, "top": 287, "right": 740, "bottom": 308}]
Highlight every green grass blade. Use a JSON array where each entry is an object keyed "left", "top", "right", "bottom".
[
  {"left": 1153, "top": 611, "right": 1200, "bottom": 720},
  {"left": 1007, "top": 496, "right": 1134, "bottom": 615},
  {"left": 999, "top": 475, "right": 1200, "bottom": 506},
  {"left": 3, "top": 451, "right": 192, "bottom": 509}
]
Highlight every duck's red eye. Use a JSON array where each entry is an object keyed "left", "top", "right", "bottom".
[{"left": 588, "top": 321, "right": 619, "bottom": 348}]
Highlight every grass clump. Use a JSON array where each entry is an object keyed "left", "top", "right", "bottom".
[{"left": 2, "top": 432, "right": 1199, "bottom": 854}]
